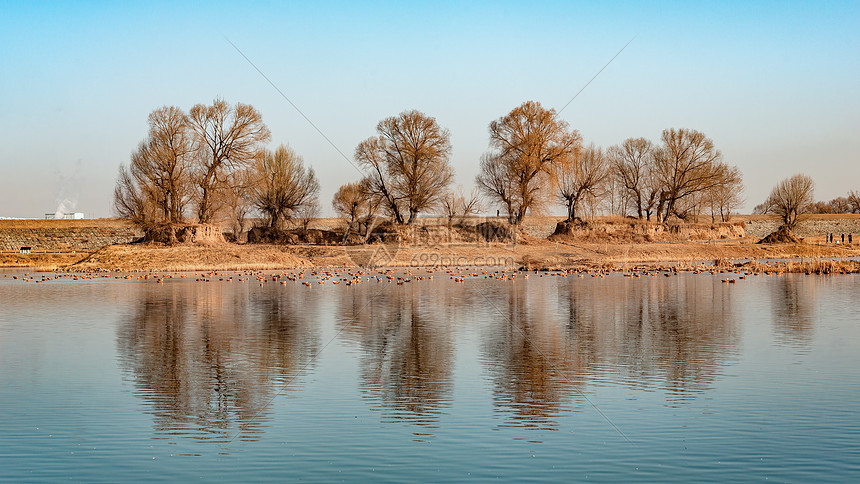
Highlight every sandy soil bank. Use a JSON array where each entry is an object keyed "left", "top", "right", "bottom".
[
  {"left": 3, "top": 216, "right": 859, "bottom": 272},
  {"left": 10, "top": 236, "right": 851, "bottom": 273}
]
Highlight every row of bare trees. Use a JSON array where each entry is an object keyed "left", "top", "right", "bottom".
[
  {"left": 607, "top": 133, "right": 744, "bottom": 222},
  {"left": 808, "top": 192, "right": 860, "bottom": 215},
  {"left": 119, "top": 99, "right": 757, "bottom": 237},
  {"left": 114, "top": 99, "right": 319, "bottom": 235},
  {"left": 332, "top": 102, "right": 747, "bottom": 235},
  {"left": 474, "top": 101, "right": 744, "bottom": 224}
]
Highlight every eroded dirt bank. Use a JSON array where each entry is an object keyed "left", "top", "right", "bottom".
[{"left": 4, "top": 216, "right": 859, "bottom": 272}]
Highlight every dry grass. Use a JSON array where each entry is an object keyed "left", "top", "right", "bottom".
[
  {"left": 0, "top": 252, "right": 85, "bottom": 271},
  {"left": 68, "top": 243, "right": 316, "bottom": 272},
  {"left": 740, "top": 259, "right": 860, "bottom": 274},
  {"left": 17, "top": 235, "right": 849, "bottom": 272}
]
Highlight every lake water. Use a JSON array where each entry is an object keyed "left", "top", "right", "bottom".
[{"left": 1, "top": 268, "right": 859, "bottom": 482}]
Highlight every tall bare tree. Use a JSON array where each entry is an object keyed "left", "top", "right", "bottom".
[
  {"left": 556, "top": 144, "right": 607, "bottom": 221},
  {"left": 761, "top": 174, "right": 815, "bottom": 229},
  {"left": 355, "top": 110, "right": 454, "bottom": 225},
  {"left": 608, "top": 137, "right": 660, "bottom": 219},
  {"left": 476, "top": 101, "right": 581, "bottom": 224},
  {"left": 113, "top": 105, "right": 194, "bottom": 228},
  {"left": 250, "top": 144, "right": 319, "bottom": 230},
  {"left": 653, "top": 128, "right": 724, "bottom": 221},
  {"left": 189, "top": 98, "right": 271, "bottom": 224}
]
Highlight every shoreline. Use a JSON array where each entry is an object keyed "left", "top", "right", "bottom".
[
  {"left": 2, "top": 216, "right": 859, "bottom": 273},
  {"left": 3, "top": 238, "right": 858, "bottom": 274}
]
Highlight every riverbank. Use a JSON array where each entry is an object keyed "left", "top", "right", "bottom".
[
  {"left": 12, "top": 237, "right": 855, "bottom": 273},
  {"left": 3, "top": 216, "right": 859, "bottom": 272}
]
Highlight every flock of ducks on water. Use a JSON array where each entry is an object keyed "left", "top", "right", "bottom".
[{"left": 4, "top": 266, "right": 788, "bottom": 287}]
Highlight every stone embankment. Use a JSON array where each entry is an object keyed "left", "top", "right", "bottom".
[
  {"left": 3, "top": 215, "right": 859, "bottom": 254},
  {"left": 0, "top": 220, "right": 141, "bottom": 252},
  {"left": 531, "top": 215, "right": 860, "bottom": 241},
  {"left": 742, "top": 216, "right": 860, "bottom": 239}
]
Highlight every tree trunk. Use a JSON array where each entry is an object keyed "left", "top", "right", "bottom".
[{"left": 567, "top": 199, "right": 577, "bottom": 222}]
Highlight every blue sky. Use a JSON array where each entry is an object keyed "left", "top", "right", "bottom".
[{"left": 1, "top": 1, "right": 858, "bottom": 217}]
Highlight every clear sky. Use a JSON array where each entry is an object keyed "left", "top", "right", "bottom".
[{"left": 1, "top": 0, "right": 858, "bottom": 218}]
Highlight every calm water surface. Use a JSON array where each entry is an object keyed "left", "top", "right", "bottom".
[{"left": 1, "top": 268, "right": 859, "bottom": 482}]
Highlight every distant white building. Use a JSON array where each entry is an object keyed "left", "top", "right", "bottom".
[{"left": 45, "top": 212, "right": 84, "bottom": 220}]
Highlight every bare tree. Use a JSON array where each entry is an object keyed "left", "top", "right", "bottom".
[
  {"left": 848, "top": 191, "right": 860, "bottom": 213},
  {"left": 608, "top": 137, "right": 660, "bottom": 219},
  {"left": 113, "top": 163, "right": 157, "bottom": 227},
  {"left": 706, "top": 164, "right": 744, "bottom": 222},
  {"left": 189, "top": 98, "right": 271, "bottom": 224},
  {"left": 829, "top": 197, "right": 850, "bottom": 214},
  {"left": 476, "top": 101, "right": 581, "bottom": 224},
  {"left": 653, "top": 128, "right": 725, "bottom": 221},
  {"left": 145, "top": 106, "right": 194, "bottom": 223},
  {"left": 355, "top": 178, "right": 384, "bottom": 237},
  {"left": 355, "top": 110, "right": 454, "bottom": 225},
  {"left": 295, "top": 202, "right": 319, "bottom": 231},
  {"left": 809, "top": 201, "right": 833, "bottom": 214},
  {"left": 602, "top": 173, "right": 624, "bottom": 216},
  {"left": 222, "top": 167, "right": 256, "bottom": 240},
  {"left": 476, "top": 152, "right": 517, "bottom": 221},
  {"left": 556, "top": 144, "right": 608, "bottom": 221},
  {"left": 113, "top": 105, "right": 194, "bottom": 229},
  {"left": 250, "top": 144, "right": 320, "bottom": 230},
  {"left": 440, "top": 186, "right": 482, "bottom": 224},
  {"left": 761, "top": 174, "right": 815, "bottom": 229},
  {"left": 753, "top": 199, "right": 775, "bottom": 215},
  {"left": 331, "top": 177, "right": 384, "bottom": 238},
  {"left": 332, "top": 181, "right": 367, "bottom": 233}
]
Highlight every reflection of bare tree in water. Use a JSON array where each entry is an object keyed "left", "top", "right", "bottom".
[
  {"left": 117, "top": 284, "right": 320, "bottom": 442},
  {"left": 482, "top": 285, "right": 585, "bottom": 432},
  {"left": 609, "top": 278, "right": 740, "bottom": 403},
  {"left": 771, "top": 275, "right": 815, "bottom": 348},
  {"left": 640, "top": 280, "right": 740, "bottom": 403},
  {"left": 337, "top": 284, "right": 454, "bottom": 436},
  {"left": 483, "top": 275, "right": 740, "bottom": 430}
]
